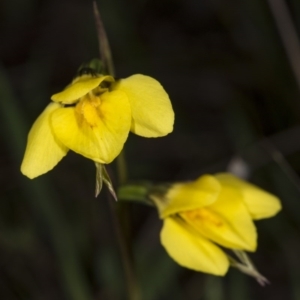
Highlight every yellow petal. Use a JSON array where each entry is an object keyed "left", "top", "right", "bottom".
[
  {"left": 216, "top": 173, "right": 282, "bottom": 220},
  {"left": 51, "top": 90, "right": 131, "bottom": 163},
  {"left": 112, "top": 74, "right": 174, "bottom": 137},
  {"left": 161, "top": 217, "right": 229, "bottom": 275},
  {"left": 51, "top": 75, "right": 114, "bottom": 104},
  {"left": 181, "top": 184, "right": 257, "bottom": 251},
  {"left": 153, "top": 175, "right": 221, "bottom": 219},
  {"left": 21, "top": 103, "right": 68, "bottom": 179}
]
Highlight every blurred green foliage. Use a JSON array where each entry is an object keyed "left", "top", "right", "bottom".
[{"left": 1, "top": 0, "right": 300, "bottom": 299}]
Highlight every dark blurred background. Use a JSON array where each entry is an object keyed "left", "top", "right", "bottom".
[{"left": 1, "top": 0, "right": 300, "bottom": 299}]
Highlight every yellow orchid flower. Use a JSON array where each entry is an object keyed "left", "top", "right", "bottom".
[
  {"left": 150, "top": 173, "right": 281, "bottom": 276},
  {"left": 21, "top": 71, "right": 174, "bottom": 179}
]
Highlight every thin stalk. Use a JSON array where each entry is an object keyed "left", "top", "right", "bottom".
[
  {"left": 108, "top": 198, "right": 141, "bottom": 300},
  {"left": 116, "top": 151, "right": 128, "bottom": 185},
  {"left": 115, "top": 150, "right": 141, "bottom": 300},
  {"left": 93, "top": 1, "right": 115, "bottom": 76},
  {"left": 92, "top": 3, "right": 140, "bottom": 299}
]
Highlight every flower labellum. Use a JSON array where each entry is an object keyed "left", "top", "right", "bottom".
[{"left": 21, "top": 69, "right": 174, "bottom": 179}]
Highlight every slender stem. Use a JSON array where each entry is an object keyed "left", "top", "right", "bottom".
[
  {"left": 116, "top": 150, "right": 128, "bottom": 185},
  {"left": 116, "top": 150, "right": 141, "bottom": 299},
  {"left": 93, "top": 1, "right": 115, "bottom": 76},
  {"left": 92, "top": 3, "right": 140, "bottom": 299},
  {"left": 108, "top": 198, "right": 141, "bottom": 300},
  {"left": 100, "top": 152, "right": 140, "bottom": 300}
]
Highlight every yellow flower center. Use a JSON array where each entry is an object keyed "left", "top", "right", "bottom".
[
  {"left": 181, "top": 208, "right": 223, "bottom": 228},
  {"left": 75, "top": 90, "right": 102, "bottom": 127}
]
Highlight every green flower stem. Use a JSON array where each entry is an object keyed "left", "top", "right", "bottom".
[
  {"left": 0, "top": 66, "right": 92, "bottom": 300},
  {"left": 114, "top": 151, "right": 141, "bottom": 300},
  {"left": 109, "top": 197, "right": 141, "bottom": 300},
  {"left": 93, "top": 1, "right": 115, "bottom": 76},
  {"left": 116, "top": 150, "right": 128, "bottom": 185},
  {"left": 118, "top": 183, "right": 153, "bottom": 205},
  {"left": 227, "top": 251, "right": 268, "bottom": 286},
  {"left": 93, "top": 3, "right": 140, "bottom": 299}
]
